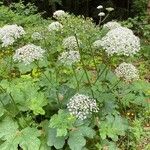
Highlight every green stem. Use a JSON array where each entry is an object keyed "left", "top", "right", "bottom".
[
  {"left": 0, "top": 85, "right": 29, "bottom": 126},
  {"left": 75, "top": 34, "right": 95, "bottom": 98},
  {"left": 101, "top": 13, "right": 110, "bottom": 24},
  {"left": 94, "top": 65, "right": 107, "bottom": 84},
  {"left": 35, "top": 62, "right": 61, "bottom": 107},
  {"left": 54, "top": 65, "right": 61, "bottom": 108},
  {"left": 88, "top": 40, "right": 98, "bottom": 73},
  {"left": 72, "top": 65, "right": 79, "bottom": 91},
  {"left": 98, "top": 16, "right": 102, "bottom": 26},
  {"left": 111, "top": 80, "right": 121, "bottom": 91}
]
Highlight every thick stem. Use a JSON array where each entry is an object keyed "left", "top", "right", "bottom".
[
  {"left": 88, "top": 40, "right": 98, "bottom": 73},
  {"left": 94, "top": 65, "right": 107, "bottom": 84},
  {"left": 35, "top": 62, "right": 61, "bottom": 107},
  {"left": 101, "top": 13, "right": 110, "bottom": 24},
  {"left": 72, "top": 65, "right": 79, "bottom": 91},
  {"left": 74, "top": 34, "right": 95, "bottom": 98},
  {"left": 111, "top": 79, "right": 121, "bottom": 91},
  {"left": 98, "top": 16, "right": 102, "bottom": 26}
]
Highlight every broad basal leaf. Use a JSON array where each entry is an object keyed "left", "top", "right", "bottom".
[
  {"left": 68, "top": 130, "right": 86, "bottom": 150},
  {"left": 47, "top": 128, "right": 65, "bottom": 149},
  {"left": 19, "top": 127, "right": 41, "bottom": 150},
  {"left": 0, "top": 118, "right": 41, "bottom": 150},
  {"left": 49, "top": 110, "right": 75, "bottom": 137},
  {"left": 0, "top": 117, "right": 18, "bottom": 140}
]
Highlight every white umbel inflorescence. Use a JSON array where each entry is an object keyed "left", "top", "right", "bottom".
[
  {"left": 31, "top": 32, "right": 43, "bottom": 40},
  {"left": 58, "top": 50, "right": 80, "bottom": 66},
  {"left": 67, "top": 93, "right": 99, "bottom": 120},
  {"left": 53, "top": 10, "right": 68, "bottom": 19},
  {"left": 100, "top": 27, "right": 140, "bottom": 56},
  {"left": 98, "top": 12, "right": 105, "bottom": 16},
  {"left": 0, "top": 24, "right": 25, "bottom": 47},
  {"left": 13, "top": 44, "right": 45, "bottom": 65},
  {"left": 97, "top": 5, "right": 103, "bottom": 9},
  {"left": 115, "top": 62, "right": 139, "bottom": 82},
  {"left": 103, "top": 21, "right": 121, "bottom": 30},
  {"left": 48, "top": 22, "right": 63, "bottom": 32},
  {"left": 62, "top": 36, "right": 81, "bottom": 50}
]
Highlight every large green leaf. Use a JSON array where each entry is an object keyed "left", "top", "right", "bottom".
[
  {"left": 0, "top": 117, "right": 18, "bottom": 140},
  {"left": 99, "top": 115, "right": 128, "bottom": 141},
  {"left": 27, "top": 92, "right": 48, "bottom": 115},
  {"left": 49, "top": 110, "right": 75, "bottom": 137},
  {"left": 0, "top": 78, "right": 48, "bottom": 115},
  {"left": 19, "top": 127, "right": 41, "bottom": 150},
  {"left": 47, "top": 128, "right": 65, "bottom": 149},
  {"left": 68, "top": 125, "right": 95, "bottom": 150},
  {"left": 0, "top": 117, "right": 41, "bottom": 150},
  {"left": 68, "top": 130, "right": 86, "bottom": 150}
]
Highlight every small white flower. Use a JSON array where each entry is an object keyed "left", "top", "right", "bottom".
[
  {"left": 115, "top": 62, "right": 139, "bottom": 82},
  {"left": 53, "top": 10, "right": 68, "bottom": 19},
  {"left": 100, "top": 27, "right": 140, "bottom": 56},
  {"left": 62, "top": 36, "right": 81, "bottom": 50},
  {"left": 0, "top": 24, "right": 25, "bottom": 47},
  {"left": 13, "top": 44, "right": 45, "bottom": 65},
  {"left": 67, "top": 93, "right": 99, "bottom": 120},
  {"left": 31, "top": 32, "right": 43, "bottom": 40},
  {"left": 92, "top": 40, "right": 102, "bottom": 49},
  {"left": 106, "top": 7, "right": 114, "bottom": 12},
  {"left": 97, "top": 5, "right": 103, "bottom": 9},
  {"left": 48, "top": 22, "right": 63, "bottom": 32},
  {"left": 58, "top": 51, "right": 80, "bottom": 66},
  {"left": 98, "top": 12, "right": 105, "bottom": 17},
  {"left": 103, "top": 21, "right": 121, "bottom": 30}
]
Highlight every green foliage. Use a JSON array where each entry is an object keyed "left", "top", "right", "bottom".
[
  {"left": 0, "top": 2, "right": 150, "bottom": 150},
  {"left": 99, "top": 115, "right": 128, "bottom": 141},
  {"left": 49, "top": 110, "right": 76, "bottom": 137},
  {"left": 0, "top": 117, "right": 41, "bottom": 150},
  {"left": 131, "top": 0, "right": 148, "bottom": 15}
]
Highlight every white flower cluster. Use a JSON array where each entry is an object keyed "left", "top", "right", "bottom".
[
  {"left": 63, "top": 36, "right": 81, "bottom": 50},
  {"left": 31, "top": 32, "right": 43, "bottom": 40},
  {"left": 53, "top": 10, "right": 68, "bottom": 19},
  {"left": 67, "top": 93, "right": 99, "bottom": 120},
  {"left": 13, "top": 44, "right": 45, "bottom": 65},
  {"left": 106, "top": 7, "right": 114, "bottom": 12},
  {"left": 97, "top": 5, "right": 103, "bottom": 9},
  {"left": 93, "top": 40, "right": 102, "bottom": 49},
  {"left": 115, "top": 62, "right": 139, "bottom": 82},
  {"left": 48, "top": 22, "right": 63, "bottom": 32},
  {"left": 98, "top": 12, "right": 105, "bottom": 17},
  {"left": 58, "top": 51, "right": 80, "bottom": 66},
  {"left": 100, "top": 27, "right": 140, "bottom": 56},
  {"left": 103, "top": 21, "right": 121, "bottom": 30},
  {"left": 0, "top": 24, "right": 25, "bottom": 47}
]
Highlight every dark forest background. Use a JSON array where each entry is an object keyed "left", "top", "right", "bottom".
[{"left": 2, "top": 0, "right": 149, "bottom": 21}]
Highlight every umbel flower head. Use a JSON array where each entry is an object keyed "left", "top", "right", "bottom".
[
  {"left": 103, "top": 21, "right": 121, "bottom": 30},
  {"left": 0, "top": 24, "right": 25, "bottom": 47},
  {"left": 58, "top": 50, "right": 80, "bottom": 66},
  {"left": 106, "top": 7, "right": 114, "bottom": 12},
  {"left": 100, "top": 27, "right": 140, "bottom": 56},
  {"left": 97, "top": 5, "right": 103, "bottom": 9},
  {"left": 67, "top": 93, "right": 99, "bottom": 120},
  {"left": 98, "top": 12, "right": 105, "bottom": 16},
  {"left": 62, "top": 36, "right": 81, "bottom": 51},
  {"left": 53, "top": 10, "right": 68, "bottom": 19},
  {"left": 31, "top": 32, "right": 43, "bottom": 40},
  {"left": 115, "top": 62, "right": 139, "bottom": 82},
  {"left": 48, "top": 22, "right": 63, "bottom": 32},
  {"left": 13, "top": 44, "right": 45, "bottom": 65}
]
